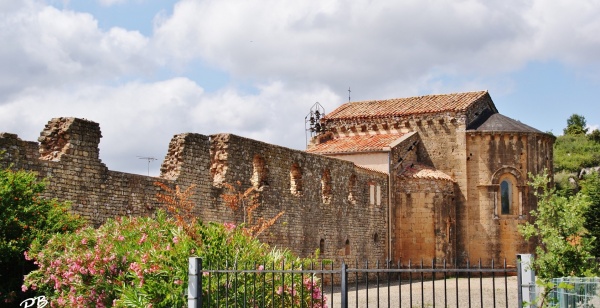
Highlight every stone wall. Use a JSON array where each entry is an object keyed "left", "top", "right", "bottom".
[
  {"left": 465, "top": 132, "right": 554, "bottom": 262},
  {"left": 394, "top": 177, "right": 455, "bottom": 263},
  {"left": 0, "top": 118, "right": 388, "bottom": 263}
]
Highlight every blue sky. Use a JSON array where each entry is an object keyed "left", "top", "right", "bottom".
[{"left": 1, "top": 0, "right": 599, "bottom": 175}]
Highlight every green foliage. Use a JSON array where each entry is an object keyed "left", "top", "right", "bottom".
[
  {"left": 0, "top": 167, "right": 85, "bottom": 304},
  {"left": 553, "top": 134, "right": 600, "bottom": 173},
  {"left": 24, "top": 211, "right": 325, "bottom": 307},
  {"left": 580, "top": 172, "right": 600, "bottom": 257},
  {"left": 564, "top": 114, "right": 588, "bottom": 136},
  {"left": 519, "top": 170, "right": 597, "bottom": 280},
  {"left": 589, "top": 129, "right": 600, "bottom": 143}
]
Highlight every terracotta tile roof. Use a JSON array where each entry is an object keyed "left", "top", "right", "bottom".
[
  {"left": 397, "top": 163, "right": 454, "bottom": 182},
  {"left": 306, "top": 133, "right": 406, "bottom": 154},
  {"left": 324, "top": 91, "right": 489, "bottom": 120}
]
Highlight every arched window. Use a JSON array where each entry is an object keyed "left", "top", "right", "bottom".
[{"left": 500, "top": 180, "right": 511, "bottom": 215}]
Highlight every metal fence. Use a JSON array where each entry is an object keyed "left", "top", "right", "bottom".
[
  {"left": 545, "top": 277, "right": 600, "bottom": 308},
  {"left": 188, "top": 258, "right": 519, "bottom": 308}
]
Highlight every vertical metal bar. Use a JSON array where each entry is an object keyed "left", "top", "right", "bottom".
[
  {"left": 310, "top": 262, "right": 315, "bottom": 308},
  {"left": 281, "top": 260, "right": 285, "bottom": 308},
  {"left": 234, "top": 262, "right": 238, "bottom": 307},
  {"left": 272, "top": 261, "right": 275, "bottom": 308},
  {"left": 188, "top": 257, "right": 200, "bottom": 308},
  {"left": 443, "top": 259, "right": 447, "bottom": 308},
  {"left": 226, "top": 261, "right": 230, "bottom": 308},
  {"left": 377, "top": 259, "right": 380, "bottom": 308},
  {"left": 207, "top": 260, "right": 212, "bottom": 306},
  {"left": 291, "top": 261, "right": 295, "bottom": 308},
  {"left": 262, "top": 262, "right": 266, "bottom": 308},
  {"left": 409, "top": 259, "right": 413, "bottom": 307},
  {"left": 355, "top": 259, "right": 359, "bottom": 307},
  {"left": 217, "top": 262, "right": 220, "bottom": 306},
  {"left": 492, "top": 259, "right": 496, "bottom": 308},
  {"left": 421, "top": 259, "right": 424, "bottom": 308},
  {"left": 320, "top": 261, "right": 324, "bottom": 306},
  {"left": 398, "top": 260, "right": 402, "bottom": 306},
  {"left": 504, "top": 258, "right": 523, "bottom": 307},
  {"left": 455, "top": 260, "right": 459, "bottom": 308},
  {"left": 467, "top": 259, "right": 471, "bottom": 308},
  {"left": 366, "top": 260, "right": 369, "bottom": 306},
  {"left": 432, "top": 259, "right": 436, "bottom": 308},
  {"left": 387, "top": 259, "right": 391, "bottom": 308},
  {"left": 330, "top": 261, "right": 334, "bottom": 307},
  {"left": 479, "top": 259, "right": 483, "bottom": 308},
  {"left": 341, "top": 262, "right": 348, "bottom": 308},
  {"left": 300, "top": 263, "right": 304, "bottom": 308}
]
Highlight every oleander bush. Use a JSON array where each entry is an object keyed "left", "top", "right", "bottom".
[{"left": 0, "top": 166, "right": 85, "bottom": 304}]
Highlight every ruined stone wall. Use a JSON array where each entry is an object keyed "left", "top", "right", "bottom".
[
  {"left": 207, "top": 133, "right": 388, "bottom": 262},
  {"left": 465, "top": 132, "right": 554, "bottom": 263},
  {"left": 0, "top": 119, "right": 170, "bottom": 226},
  {"left": 0, "top": 118, "right": 388, "bottom": 262},
  {"left": 394, "top": 177, "right": 455, "bottom": 263}
]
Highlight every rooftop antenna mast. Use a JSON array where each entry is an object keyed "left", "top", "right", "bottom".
[
  {"left": 137, "top": 156, "right": 157, "bottom": 176},
  {"left": 304, "top": 102, "right": 327, "bottom": 148}
]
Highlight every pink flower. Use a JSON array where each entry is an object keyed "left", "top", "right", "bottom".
[
  {"left": 276, "top": 286, "right": 284, "bottom": 295},
  {"left": 174, "top": 279, "right": 183, "bottom": 285},
  {"left": 172, "top": 236, "right": 179, "bottom": 244},
  {"left": 138, "top": 233, "right": 148, "bottom": 245},
  {"left": 223, "top": 222, "right": 236, "bottom": 231},
  {"left": 21, "top": 285, "right": 27, "bottom": 292},
  {"left": 258, "top": 265, "right": 264, "bottom": 271},
  {"left": 81, "top": 238, "right": 88, "bottom": 245},
  {"left": 117, "top": 235, "right": 125, "bottom": 241}
]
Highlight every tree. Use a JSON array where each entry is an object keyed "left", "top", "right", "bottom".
[
  {"left": 519, "top": 170, "right": 597, "bottom": 279},
  {"left": 588, "top": 129, "right": 600, "bottom": 143},
  {"left": 563, "top": 114, "right": 588, "bottom": 136},
  {"left": 580, "top": 172, "right": 600, "bottom": 257},
  {"left": 0, "top": 167, "right": 85, "bottom": 304}
]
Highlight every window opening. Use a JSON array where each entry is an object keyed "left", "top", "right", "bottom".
[
  {"left": 501, "top": 180, "right": 511, "bottom": 215},
  {"left": 290, "top": 163, "right": 303, "bottom": 196}
]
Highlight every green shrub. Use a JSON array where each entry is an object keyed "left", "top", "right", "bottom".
[
  {"left": 0, "top": 167, "right": 85, "bottom": 304},
  {"left": 23, "top": 210, "right": 325, "bottom": 307}
]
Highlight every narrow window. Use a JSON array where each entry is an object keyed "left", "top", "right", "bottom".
[
  {"left": 290, "top": 163, "right": 303, "bottom": 196},
  {"left": 345, "top": 239, "right": 350, "bottom": 255},
  {"left": 319, "top": 239, "right": 325, "bottom": 254},
  {"left": 321, "top": 169, "right": 332, "bottom": 204},
  {"left": 376, "top": 184, "right": 381, "bottom": 206},
  {"left": 251, "top": 155, "right": 267, "bottom": 190},
  {"left": 369, "top": 183, "right": 375, "bottom": 205},
  {"left": 501, "top": 180, "right": 511, "bottom": 214},
  {"left": 348, "top": 174, "right": 357, "bottom": 205}
]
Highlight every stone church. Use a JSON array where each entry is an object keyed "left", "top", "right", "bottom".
[
  {"left": 0, "top": 90, "right": 553, "bottom": 266},
  {"left": 307, "top": 90, "right": 554, "bottom": 263}
]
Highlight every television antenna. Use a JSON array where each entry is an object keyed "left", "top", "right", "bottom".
[{"left": 137, "top": 156, "right": 157, "bottom": 176}]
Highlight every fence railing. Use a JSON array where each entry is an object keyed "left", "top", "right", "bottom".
[{"left": 188, "top": 258, "right": 519, "bottom": 308}]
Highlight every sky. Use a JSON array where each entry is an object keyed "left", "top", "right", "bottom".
[{"left": 1, "top": 0, "right": 599, "bottom": 176}]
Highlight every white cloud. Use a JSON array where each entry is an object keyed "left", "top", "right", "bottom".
[{"left": 0, "top": 1, "right": 155, "bottom": 101}]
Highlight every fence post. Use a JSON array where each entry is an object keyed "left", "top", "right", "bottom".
[
  {"left": 341, "top": 262, "right": 348, "bottom": 308},
  {"left": 188, "top": 257, "right": 202, "bottom": 308},
  {"left": 517, "top": 254, "right": 535, "bottom": 308}
]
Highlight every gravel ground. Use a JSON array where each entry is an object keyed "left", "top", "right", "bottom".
[{"left": 326, "top": 276, "right": 519, "bottom": 307}]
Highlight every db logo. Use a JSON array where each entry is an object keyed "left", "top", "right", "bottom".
[{"left": 20, "top": 296, "right": 48, "bottom": 308}]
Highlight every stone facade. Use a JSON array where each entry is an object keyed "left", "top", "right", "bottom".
[
  {"left": 308, "top": 91, "right": 554, "bottom": 265},
  {"left": 0, "top": 91, "right": 554, "bottom": 266}
]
